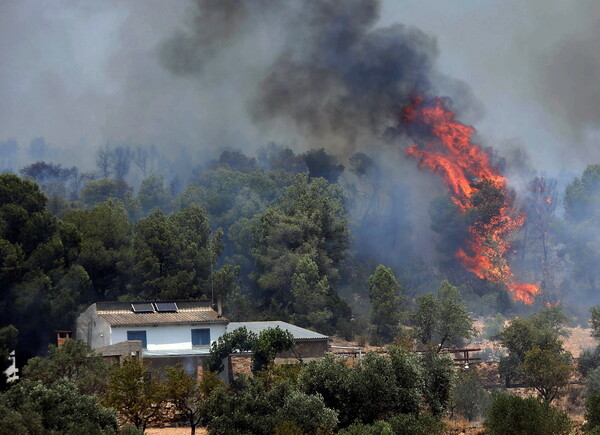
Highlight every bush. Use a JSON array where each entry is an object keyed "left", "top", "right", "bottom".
[
  {"left": 273, "top": 421, "right": 304, "bottom": 435},
  {"left": 335, "top": 318, "right": 355, "bottom": 341},
  {"left": 498, "top": 353, "right": 521, "bottom": 387},
  {"left": 452, "top": 369, "right": 491, "bottom": 421},
  {"left": 275, "top": 390, "right": 338, "bottom": 434},
  {"left": 0, "top": 402, "right": 42, "bottom": 435},
  {"left": 484, "top": 392, "right": 572, "bottom": 435},
  {"left": 588, "top": 367, "right": 600, "bottom": 395},
  {"left": 420, "top": 352, "right": 455, "bottom": 416},
  {"left": 300, "top": 350, "right": 452, "bottom": 428},
  {"left": 351, "top": 351, "right": 402, "bottom": 423},
  {"left": 387, "top": 413, "right": 445, "bottom": 435},
  {"left": 337, "top": 414, "right": 445, "bottom": 435},
  {"left": 299, "top": 355, "right": 353, "bottom": 423},
  {"left": 585, "top": 392, "right": 600, "bottom": 431},
  {"left": 579, "top": 348, "right": 600, "bottom": 377},
  {"left": 206, "top": 379, "right": 338, "bottom": 435},
  {"left": 0, "top": 379, "right": 118, "bottom": 434},
  {"left": 338, "top": 420, "right": 394, "bottom": 435}
]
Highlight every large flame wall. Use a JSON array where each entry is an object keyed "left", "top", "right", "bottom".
[{"left": 403, "top": 97, "right": 540, "bottom": 304}]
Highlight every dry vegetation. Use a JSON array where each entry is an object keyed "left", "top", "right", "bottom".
[{"left": 146, "top": 428, "right": 206, "bottom": 435}]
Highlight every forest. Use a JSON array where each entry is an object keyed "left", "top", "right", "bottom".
[
  {"left": 2, "top": 138, "right": 600, "bottom": 361},
  {"left": 2, "top": 140, "right": 600, "bottom": 433}
]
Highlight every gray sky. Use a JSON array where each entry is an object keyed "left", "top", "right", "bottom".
[{"left": 1, "top": 0, "right": 598, "bottom": 174}]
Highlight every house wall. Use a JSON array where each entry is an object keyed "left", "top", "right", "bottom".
[
  {"left": 76, "top": 304, "right": 111, "bottom": 349},
  {"left": 111, "top": 323, "right": 227, "bottom": 350}
]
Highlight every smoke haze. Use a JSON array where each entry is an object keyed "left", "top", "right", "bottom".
[
  {"left": 2, "top": 1, "right": 600, "bottom": 273},
  {"left": 1, "top": 0, "right": 598, "bottom": 172}
]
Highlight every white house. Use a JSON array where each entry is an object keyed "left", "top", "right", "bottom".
[
  {"left": 76, "top": 300, "right": 330, "bottom": 379},
  {"left": 76, "top": 300, "right": 228, "bottom": 377}
]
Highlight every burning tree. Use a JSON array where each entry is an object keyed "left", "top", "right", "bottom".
[{"left": 403, "top": 97, "right": 539, "bottom": 304}]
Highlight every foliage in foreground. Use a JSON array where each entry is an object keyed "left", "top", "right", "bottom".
[
  {"left": 103, "top": 357, "right": 163, "bottom": 432},
  {"left": 484, "top": 392, "right": 572, "bottom": 435},
  {"left": 0, "top": 379, "right": 118, "bottom": 435},
  {"left": 451, "top": 368, "right": 491, "bottom": 421},
  {"left": 163, "top": 365, "right": 224, "bottom": 435},
  {"left": 497, "top": 306, "right": 572, "bottom": 401},
  {"left": 206, "top": 326, "right": 295, "bottom": 374},
  {"left": 585, "top": 392, "right": 600, "bottom": 433},
  {"left": 23, "top": 339, "right": 110, "bottom": 395},
  {"left": 338, "top": 413, "right": 445, "bottom": 435},
  {"left": 205, "top": 377, "right": 338, "bottom": 435},
  {"left": 299, "top": 348, "right": 453, "bottom": 428}
]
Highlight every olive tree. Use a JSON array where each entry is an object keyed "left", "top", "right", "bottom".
[{"left": 411, "top": 280, "right": 476, "bottom": 352}]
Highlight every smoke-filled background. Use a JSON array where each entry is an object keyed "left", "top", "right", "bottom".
[
  {"left": 3, "top": 0, "right": 600, "bottom": 340},
  {"left": 2, "top": 0, "right": 599, "bottom": 167},
  {"left": 0, "top": 1, "right": 578, "bottom": 197}
]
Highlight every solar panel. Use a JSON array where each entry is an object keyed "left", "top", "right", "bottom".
[
  {"left": 154, "top": 302, "right": 178, "bottom": 312},
  {"left": 131, "top": 303, "right": 154, "bottom": 313}
]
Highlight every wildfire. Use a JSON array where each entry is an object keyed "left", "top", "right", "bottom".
[{"left": 402, "top": 97, "right": 540, "bottom": 304}]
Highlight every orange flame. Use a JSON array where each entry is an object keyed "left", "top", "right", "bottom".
[{"left": 403, "top": 97, "right": 540, "bottom": 304}]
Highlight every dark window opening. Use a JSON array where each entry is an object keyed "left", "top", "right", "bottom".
[{"left": 191, "top": 328, "right": 210, "bottom": 347}]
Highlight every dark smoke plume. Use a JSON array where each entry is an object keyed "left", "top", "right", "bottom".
[{"left": 159, "top": 0, "right": 474, "bottom": 153}]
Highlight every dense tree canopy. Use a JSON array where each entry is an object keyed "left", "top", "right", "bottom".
[
  {"left": 411, "top": 280, "right": 476, "bottom": 352},
  {"left": 0, "top": 379, "right": 118, "bottom": 434},
  {"left": 368, "top": 264, "right": 403, "bottom": 342},
  {"left": 497, "top": 307, "right": 572, "bottom": 396},
  {"left": 252, "top": 174, "right": 351, "bottom": 326}
]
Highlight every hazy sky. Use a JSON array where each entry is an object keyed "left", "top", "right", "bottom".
[{"left": 1, "top": 0, "right": 599, "bottom": 174}]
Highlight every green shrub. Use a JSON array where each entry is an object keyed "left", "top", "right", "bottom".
[
  {"left": 585, "top": 392, "right": 600, "bottom": 432},
  {"left": 498, "top": 353, "right": 521, "bottom": 387},
  {"left": 274, "top": 390, "right": 338, "bottom": 434},
  {"left": 0, "top": 379, "right": 117, "bottom": 434},
  {"left": 0, "top": 403, "right": 42, "bottom": 435},
  {"left": 420, "top": 352, "right": 455, "bottom": 416},
  {"left": 579, "top": 348, "right": 600, "bottom": 377},
  {"left": 337, "top": 414, "right": 444, "bottom": 435},
  {"left": 338, "top": 420, "right": 394, "bottom": 435},
  {"left": 452, "top": 369, "right": 491, "bottom": 421},
  {"left": 206, "top": 379, "right": 337, "bottom": 435},
  {"left": 387, "top": 413, "right": 445, "bottom": 435},
  {"left": 335, "top": 318, "right": 355, "bottom": 341},
  {"left": 484, "top": 392, "right": 571, "bottom": 435},
  {"left": 588, "top": 367, "right": 600, "bottom": 395}
]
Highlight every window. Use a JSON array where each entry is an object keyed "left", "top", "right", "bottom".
[
  {"left": 191, "top": 328, "right": 210, "bottom": 347},
  {"left": 127, "top": 330, "right": 147, "bottom": 349}
]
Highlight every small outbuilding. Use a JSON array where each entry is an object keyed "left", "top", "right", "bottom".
[{"left": 227, "top": 321, "right": 329, "bottom": 361}]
